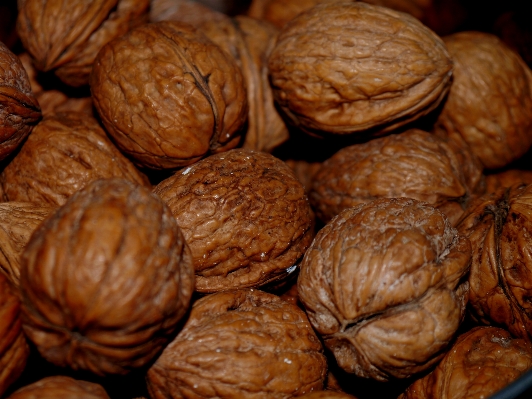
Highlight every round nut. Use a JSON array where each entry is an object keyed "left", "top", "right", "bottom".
[{"left": 6, "top": 376, "right": 110, "bottom": 399}]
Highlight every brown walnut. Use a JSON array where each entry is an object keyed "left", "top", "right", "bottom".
[
  {"left": 298, "top": 198, "right": 471, "bottom": 381},
  {"left": 146, "top": 288, "right": 327, "bottom": 399},
  {"left": 6, "top": 376, "right": 110, "bottom": 399},
  {"left": 20, "top": 178, "right": 195, "bottom": 375},
  {"left": 90, "top": 21, "right": 248, "bottom": 170},
  {"left": 485, "top": 169, "right": 532, "bottom": 193},
  {"left": 153, "top": 148, "right": 314, "bottom": 293},
  {"left": 149, "top": 0, "right": 228, "bottom": 26}
]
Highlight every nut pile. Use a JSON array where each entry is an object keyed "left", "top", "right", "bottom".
[{"left": 1, "top": 0, "right": 532, "bottom": 398}]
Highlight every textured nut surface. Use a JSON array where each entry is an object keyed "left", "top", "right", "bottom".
[
  {"left": 149, "top": 0, "right": 227, "bottom": 26},
  {"left": 20, "top": 178, "right": 195, "bottom": 375},
  {"left": 147, "top": 288, "right": 327, "bottom": 399},
  {"left": 268, "top": 2, "right": 452, "bottom": 136},
  {"left": 0, "top": 112, "right": 150, "bottom": 206},
  {"left": 485, "top": 169, "right": 532, "bottom": 193},
  {"left": 91, "top": 21, "right": 248, "bottom": 169},
  {"left": 153, "top": 149, "right": 314, "bottom": 292},
  {"left": 0, "top": 41, "right": 41, "bottom": 161},
  {"left": 298, "top": 198, "right": 471, "bottom": 381},
  {"left": 434, "top": 31, "right": 532, "bottom": 170},
  {"left": 399, "top": 327, "right": 532, "bottom": 399},
  {"left": 6, "top": 376, "right": 110, "bottom": 399}
]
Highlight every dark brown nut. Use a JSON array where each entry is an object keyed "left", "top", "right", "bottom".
[
  {"left": 6, "top": 376, "right": 110, "bottom": 399},
  {"left": 149, "top": 0, "right": 228, "bottom": 26},
  {"left": 147, "top": 288, "right": 327, "bottom": 399},
  {"left": 0, "top": 112, "right": 150, "bottom": 206},
  {"left": 200, "top": 15, "right": 289, "bottom": 153},
  {"left": 90, "top": 21, "right": 248, "bottom": 170},
  {"left": 309, "top": 129, "right": 478, "bottom": 226},
  {"left": 0, "top": 272, "right": 30, "bottom": 397},
  {"left": 153, "top": 148, "right": 314, "bottom": 293},
  {"left": 0, "top": 41, "right": 41, "bottom": 162},
  {"left": 457, "top": 183, "right": 532, "bottom": 342},
  {"left": 433, "top": 31, "right": 532, "bottom": 170},
  {"left": 298, "top": 198, "right": 471, "bottom": 381},
  {"left": 485, "top": 169, "right": 532, "bottom": 193},
  {"left": 399, "top": 326, "right": 532, "bottom": 399},
  {"left": 0, "top": 202, "right": 56, "bottom": 287},
  {"left": 267, "top": 2, "right": 453, "bottom": 137},
  {"left": 20, "top": 178, "right": 195, "bottom": 375},
  {"left": 16, "top": 0, "right": 149, "bottom": 87}
]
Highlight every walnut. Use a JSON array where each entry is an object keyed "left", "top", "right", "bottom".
[
  {"left": 16, "top": 0, "right": 150, "bottom": 87},
  {"left": 267, "top": 2, "right": 452, "bottom": 136},
  {"left": 309, "top": 129, "right": 479, "bottom": 226},
  {"left": 0, "top": 41, "right": 41, "bottom": 162},
  {"left": 0, "top": 112, "right": 150, "bottom": 206},
  {"left": 485, "top": 169, "right": 532, "bottom": 193},
  {"left": 298, "top": 198, "right": 471, "bottom": 381},
  {"left": 457, "top": 183, "right": 532, "bottom": 342},
  {"left": 0, "top": 272, "right": 30, "bottom": 397},
  {"left": 433, "top": 31, "right": 532, "bottom": 170},
  {"left": 20, "top": 178, "right": 195, "bottom": 375},
  {"left": 6, "top": 376, "right": 110, "bottom": 399},
  {"left": 0, "top": 202, "right": 56, "bottom": 287},
  {"left": 399, "top": 326, "right": 532, "bottom": 399},
  {"left": 90, "top": 21, "right": 248, "bottom": 170},
  {"left": 153, "top": 148, "right": 314, "bottom": 293},
  {"left": 146, "top": 288, "right": 327, "bottom": 399}
]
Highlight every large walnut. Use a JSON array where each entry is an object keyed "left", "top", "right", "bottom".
[
  {"left": 6, "top": 376, "right": 110, "bottom": 399},
  {"left": 91, "top": 21, "right": 248, "bottom": 170},
  {"left": 267, "top": 2, "right": 452, "bottom": 137},
  {"left": 16, "top": 0, "right": 150, "bottom": 87},
  {"left": 20, "top": 178, "right": 195, "bottom": 375},
  {"left": 146, "top": 288, "right": 327, "bottom": 399},
  {"left": 0, "top": 112, "right": 150, "bottom": 206},
  {"left": 433, "top": 31, "right": 532, "bottom": 170},
  {"left": 399, "top": 326, "right": 532, "bottom": 399},
  {"left": 298, "top": 198, "right": 471, "bottom": 381},
  {"left": 153, "top": 149, "right": 314, "bottom": 292},
  {"left": 457, "top": 183, "right": 532, "bottom": 342},
  {"left": 0, "top": 41, "right": 41, "bottom": 161}
]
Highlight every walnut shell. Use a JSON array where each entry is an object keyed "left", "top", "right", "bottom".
[
  {"left": 0, "top": 112, "right": 150, "bottom": 206},
  {"left": 20, "top": 178, "right": 195, "bottom": 375},
  {"left": 433, "top": 31, "right": 532, "bottom": 170},
  {"left": 149, "top": 0, "right": 227, "bottom": 26},
  {"left": 485, "top": 169, "right": 532, "bottom": 193},
  {"left": 153, "top": 148, "right": 314, "bottom": 293},
  {"left": 298, "top": 198, "right": 471, "bottom": 381},
  {"left": 6, "top": 376, "right": 110, "bottom": 399},
  {"left": 399, "top": 326, "right": 532, "bottom": 399},
  {"left": 90, "top": 21, "right": 248, "bottom": 170},
  {"left": 267, "top": 2, "right": 453, "bottom": 136},
  {"left": 146, "top": 288, "right": 327, "bottom": 399},
  {"left": 0, "top": 41, "right": 41, "bottom": 161},
  {"left": 16, "top": 0, "right": 150, "bottom": 87}
]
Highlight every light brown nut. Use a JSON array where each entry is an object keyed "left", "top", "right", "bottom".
[
  {"left": 0, "top": 112, "right": 150, "bottom": 206},
  {"left": 146, "top": 288, "right": 327, "bottom": 399},
  {"left": 20, "top": 178, "right": 195, "bottom": 375},
  {"left": 267, "top": 2, "right": 453, "bottom": 137},
  {"left": 153, "top": 148, "right": 314, "bottom": 293},
  {"left": 433, "top": 31, "right": 532, "bottom": 170},
  {"left": 90, "top": 21, "right": 248, "bottom": 170},
  {"left": 298, "top": 198, "right": 471, "bottom": 381},
  {"left": 0, "top": 41, "right": 41, "bottom": 161},
  {"left": 16, "top": 0, "right": 149, "bottom": 87},
  {"left": 6, "top": 376, "right": 110, "bottom": 399},
  {"left": 399, "top": 326, "right": 532, "bottom": 399}
]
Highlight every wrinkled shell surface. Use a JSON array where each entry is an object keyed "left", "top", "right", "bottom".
[
  {"left": 298, "top": 198, "right": 471, "bottom": 381},
  {"left": 91, "top": 21, "right": 248, "bottom": 170},
  {"left": 268, "top": 2, "right": 453, "bottom": 136},
  {"left": 153, "top": 149, "right": 314, "bottom": 292},
  {"left": 0, "top": 112, "right": 150, "bottom": 206},
  {"left": 399, "top": 327, "right": 532, "bottom": 399},
  {"left": 6, "top": 376, "right": 110, "bottom": 399},
  {"left": 20, "top": 178, "right": 195, "bottom": 376},
  {"left": 147, "top": 289, "right": 327, "bottom": 399}
]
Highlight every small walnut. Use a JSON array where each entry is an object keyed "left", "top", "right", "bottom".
[
  {"left": 146, "top": 288, "right": 327, "bottom": 399},
  {"left": 20, "top": 178, "right": 195, "bottom": 375},
  {"left": 399, "top": 326, "right": 532, "bottom": 399},
  {"left": 0, "top": 112, "right": 150, "bottom": 206},
  {"left": 6, "top": 376, "right": 110, "bottom": 399},
  {"left": 298, "top": 198, "right": 471, "bottom": 381},
  {"left": 91, "top": 21, "right": 248, "bottom": 170},
  {"left": 267, "top": 2, "right": 453, "bottom": 136},
  {"left": 153, "top": 149, "right": 314, "bottom": 292}
]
